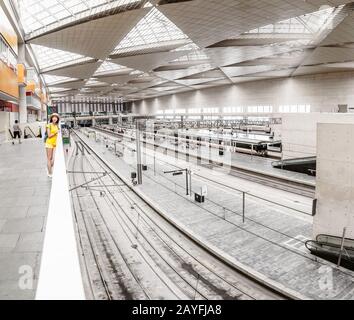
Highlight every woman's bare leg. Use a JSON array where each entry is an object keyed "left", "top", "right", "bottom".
[
  {"left": 51, "top": 148, "right": 56, "bottom": 167},
  {"left": 46, "top": 148, "right": 53, "bottom": 174}
]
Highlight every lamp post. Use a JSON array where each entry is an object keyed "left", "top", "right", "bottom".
[
  {"left": 164, "top": 169, "right": 191, "bottom": 196},
  {"left": 136, "top": 120, "right": 143, "bottom": 185}
]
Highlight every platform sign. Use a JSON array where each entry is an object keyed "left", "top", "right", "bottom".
[
  {"left": 62, "top": 128, "right": 70, "bottom": 145},
  {"left": 62, "top": 136, "right": 70, "bottom": 145},
  {"left": 47, "top": 106, "right": 58, "bottom": 117}
]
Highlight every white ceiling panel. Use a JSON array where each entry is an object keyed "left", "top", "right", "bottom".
[
  {"left": 302, "top": 46, "right": 354, "bottom": 65},
  {"left": 320, "top": 11, "right": 354, "bottom": 46},
  {"left": 248, "top": 68, "right": 296, "bottom": 78},
  {"left": 94, "top": 74, "right": 138, "bottom": 85},
  {"left": 204, "top": 46, "right": 296, "bottom": 68},
  {"left": 159, "top": 0, "right": 353, "bottom": 48},
  {"left": 230, "top": 76, "right": 274, "bottom": 84},
  {"left": 221, "top": 65, "right": 280, "bottom": 78},
  {"left": 43, "top": 60, "right": 101, "bottom": 79},
  {"left": 110, "top": 51, "right": 189, "bottom": 72},
  {"left": 230, "top": 50, "right": 313, "bottom": 67},
  {"left": 175, "top": 78, "right": 222, "bottom": 86},
  {"left": 155, "top": 63, "right": 215, "bottom": 81},
  {"left": 181, "top": 69, "right": 226, "bottom": 79},
  {"left": 324, "top": 61, "right": 354, "bottom": 68},
  {"left": 47, "top": 79, "right": 86, "bottom": 89},
  {"left": 20, "top": 0, "right": 354, "bottom": 102},
  {"left": 293, "top": 65, "right": 354, "bottom": 76},
  {"left": 29, "top": 8, "right": 150, "bottom": 59}
]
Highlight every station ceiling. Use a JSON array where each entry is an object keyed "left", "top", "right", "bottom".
[{"left": 13, "top": 0, "right": 354, "bottom": 102}]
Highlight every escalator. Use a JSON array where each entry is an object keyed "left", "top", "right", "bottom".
[
  {"left": 306, "top": 234, "right": 354, "bottom": 270},
  {"left": 8, "top": 129, "right": 14, "bottom": 139},
  {"left": 272, "top": 156, "right": 316, "bottom": 176},
  {"left": 24, "top": 126, "right": 41, "bottom": 139}
]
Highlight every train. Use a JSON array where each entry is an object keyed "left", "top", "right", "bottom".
[
  {"left": 152, "top": 128, "right": 282, "bottom": 158},
  {"left": 95, "top": 125, "right": 282, "bottom": 158}
]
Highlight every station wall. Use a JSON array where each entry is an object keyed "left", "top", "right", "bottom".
[
  {"left": 0, "top": 60, "right": 18, "bottom": 100},
  {"left": 313, "top": 123, "right": 354, "bottom": 240},
  {"left": 281, "top": 113, "right": 354, "bottom": 159},
  {"left": 132, "top": 71, "right": 354, "bottom": 115},
  {"left": 0, "top": 111, "right": 9, "bottom": 142}
]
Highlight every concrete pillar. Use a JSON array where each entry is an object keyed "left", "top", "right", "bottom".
[
  {"left": 109, "top": 117, "right": 113, "bottom": 125},
  {"left": 18, "top": 44, "right": 27, "bottom": 124},
  {"left": 313, "top": 123, "right": 354, "bottom": 239},
  {"left": 92, "top": 118, "right": 96, "bottom": 126}
]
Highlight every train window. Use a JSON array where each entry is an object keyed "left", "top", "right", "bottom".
[
  {"left": 223, "top": 107, "right": 243, "bottom": 113},
  {"left": 279, "top": 105, "right": 311, "bottom": 113},
  {"left": 263, "top": 106, "right": 272, "bottom": 113},
  {"left": 203, "top": 108, "right": 219, "bottom": 114},
  {"left": 248, "top": 106, "right": 257, "bottom": 113},
  {"left": 188, "top": 108, "right": 201, "bottom": 114}
]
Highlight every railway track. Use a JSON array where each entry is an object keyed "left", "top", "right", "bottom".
[
  {"left": 69, "top": 145, "right": 148, "bottom": 300},
  {"left": 86, "top": 130, "right": 315, "bottom": 249},
  {"left": 77, "top": 128, "right": 354, "bottom": 279},
  {"left": 92, "top": 126, "right": 315, "bottom": 198},
  {"left": 69, "top": 131, "right": 288, "bottom": 300}
]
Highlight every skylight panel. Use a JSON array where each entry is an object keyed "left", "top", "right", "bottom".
[
  {"left": 16, "top": 0, "right": 142, "bottom": 34},
  {"left": 30, "top": 44, "right": 89, "bottom": 70},
  {"left": 245, "top": 6, "right": 338, "bottom": 36},
  {"left": 247, "top": 18, "right": 310, "bottom": 34},
  {"left": 173, "top": 49, "right": 210, "bottom": 62},
  {"left": 94, "top": 61, "right": 130, "bottom": 75},
  {"left": 43, "top": 74, "right": 77, "bottom": 85},
  {"left": 113, "top": 6, "right": 188, "bottom": 54}
]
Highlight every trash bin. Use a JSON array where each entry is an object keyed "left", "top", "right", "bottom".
[{"left": 194, "top": 193, "right": 205, "bottom": 203}]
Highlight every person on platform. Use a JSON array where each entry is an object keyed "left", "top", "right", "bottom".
[
  {"left": 12, "top": 120, "right": 21, "bottom": 145},
  {"left": 45, "top": 113, "right": 60, "bottom": 178}
]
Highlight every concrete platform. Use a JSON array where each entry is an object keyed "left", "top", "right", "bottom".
[
  {"left": 0, "top": 139, "right": 51, "bottom": 299},
  {"left": 79, "top": 131, "right": 354, "bottom": 300}
]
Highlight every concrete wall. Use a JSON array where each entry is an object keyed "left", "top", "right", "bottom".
[
  {"left": 313, "top": 123, "right": 354, "bottom": 240},
  {"left": 281, "top": 114, "right": 354, "bottom": 159},
  {"left": 0, "top": 112, "right": 9, "bottom": 143},
  {"left": 132, "top": 71, "right": 354, "bottom": 115}
]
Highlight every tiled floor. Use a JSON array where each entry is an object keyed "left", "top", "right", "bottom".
[{"left": 0, "top": 139, "right": 51, "bottom": 299}]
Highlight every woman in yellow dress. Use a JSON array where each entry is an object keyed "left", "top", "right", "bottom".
[{"left": 45, "top": 113, "right": 60, "bottom": 178}]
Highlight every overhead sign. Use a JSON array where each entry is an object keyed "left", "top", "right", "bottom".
[{"left": 47, "top": 106, "right": 58, "bottom": 116}]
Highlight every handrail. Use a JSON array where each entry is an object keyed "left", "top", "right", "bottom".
[
  {"left": 36, "top": 132, "right": 85, "bottom": 300},
  {"left": 24, "top": 126, "right": 38, "bottom": 138},
  {"left": 272, "top": 156, "right": 316, "bottom": 167},
  {"left": 306, "top": 240, "right": 354, "bottom": 260},
  {"left": 8, "top": 129, "right": 14, "bottom": 139}
]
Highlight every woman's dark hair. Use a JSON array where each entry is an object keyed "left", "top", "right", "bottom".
[
  {"left": 15, "top": 120, "right": 18, "bottom": 124},
  {"left": 50, "top": 113, "right": 60, "bottom": 124}
]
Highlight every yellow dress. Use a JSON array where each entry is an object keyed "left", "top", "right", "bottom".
[{"left": 45, "top": 124, "right": 59, "bottom": 149}]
